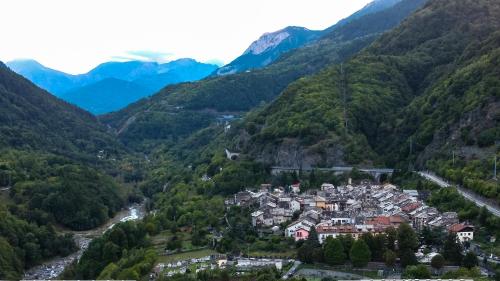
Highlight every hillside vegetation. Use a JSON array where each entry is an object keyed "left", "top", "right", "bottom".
[
  {"left": 225, "top": 0, "right": 499, "bottom": 199},
  {"left": 102, "top": 0, "right": 426, "bottom": 150},
  {"left": 0, "top": 63, "right": 131, "bottom": 277}
]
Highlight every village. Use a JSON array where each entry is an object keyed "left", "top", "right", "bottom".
[{"left": 227, "top": 180, "right": 474, "bottom": 251}]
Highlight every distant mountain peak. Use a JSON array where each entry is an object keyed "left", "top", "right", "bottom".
[
  {"left": 244, "top": 26, "right": 313, "bottom": 56},
  {"left": 215, "top": 26, "right": 321, "bottom": 76},
  {"left": 7, "top": 59, "right": 48, "bottom": 71}
]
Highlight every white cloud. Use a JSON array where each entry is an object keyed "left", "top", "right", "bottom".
[{"left": 0, "top": 0, "right": 371, "bottom": 74}]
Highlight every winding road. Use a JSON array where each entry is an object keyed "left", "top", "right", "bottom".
[{"left": 417, "top": 171, "right": 500, "bottom": 217}]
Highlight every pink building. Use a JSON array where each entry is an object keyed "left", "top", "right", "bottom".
[{"left": 294, "top": 227, "right": 310, "bottom": 241}]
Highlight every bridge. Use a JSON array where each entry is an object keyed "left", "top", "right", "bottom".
[{"left": 270, "top": 166, "right": 394, "bottom": 182}]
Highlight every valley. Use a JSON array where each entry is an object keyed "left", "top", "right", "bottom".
[
  {"left": 0, "top": 0, "right": 499, "bottom": 280},
  {"left": 22, "top": 203, "right": 146, "bottom": 280}
]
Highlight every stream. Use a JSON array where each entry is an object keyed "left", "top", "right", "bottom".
[{"left": 22, "top": 202, "right": 146, "bottom": 280}]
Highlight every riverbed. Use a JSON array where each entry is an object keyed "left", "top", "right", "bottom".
[{"left": 22, "top": 203, "right": 146, "bottom": 280}]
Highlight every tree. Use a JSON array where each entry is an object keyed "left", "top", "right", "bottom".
[
  {"left": 385, "top": 227, "right": 397, "bottom": 251},
  {"left": 297, "top": 243, "right": 314, "bottom": 264},
  {"left": 312, "top": 248, "right": 324, "bottom": 263},
  {"left": 371, "top": 234, "right": 388, "bottom": 261},
  {"left": 324, "top": 238, "right": 346, "bottom": 265},
  {"left": 403, "top": 264, "right": 431, "bottom": 279},
  {"left": 338, "top": 234, "right": 354, "bottom": 258},
  {"left": 422, "top": 226, "right": 444, "bottom": 247},
  {"left": 398, "top": 223, "right": 418, "bottom": 252},
  {"left": 307, "top": 227, "right": 320, "bottom": 247},
  {"left": 384, "top": 250, "right": 397, "bottom": 267},
  {"left": 431, "top": 254, "right": 445, "bottom": 272},
  {"left": 400, "top": 248, "right": 418, "bottom": 267},
  {"left": 462, "top": 251, "right": 478, "bottom": 269},
  {"left": 443, "top": 233, "right": 463, "bottom": 265},
  {"left": 350, "top": 239, "right": 371, "bottom": 268}
]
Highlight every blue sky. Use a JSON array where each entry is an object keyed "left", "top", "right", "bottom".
[{"left": 0, "top": 0, "right": 371, "bottom": 74}]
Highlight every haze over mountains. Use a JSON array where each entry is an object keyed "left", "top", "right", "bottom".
[
  {"left": 7, "top": 58, "right": 218, "bottom": 114},
  {"left": 1, "top": 0, "right": 499, "bottom": 279},
  {"left": 104, "top": 0, "right": 425, "bottom": 148}
]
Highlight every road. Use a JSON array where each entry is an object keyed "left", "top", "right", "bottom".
[
  {"left": 417, "top": 171, "right": 500, "bottom": 217},
  {"left": 282, "top": 260, "right": 301, "bottom": 279}
]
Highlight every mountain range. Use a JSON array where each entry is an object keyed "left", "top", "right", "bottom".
[
  {"left": 103, "top": 0, "right": 425, "bottom": 149},
  {"left": 213, "top": 0, "right": 406, "bottom": 76},
  {"left": 1, "top": 0, "right": 499, "bottom": 279},
  {"left": 7, "top": 58, "right": 218, "bottom": 114}
]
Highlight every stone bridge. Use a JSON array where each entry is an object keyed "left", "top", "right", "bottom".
[{"left": 270, "top": 166, "right": 394, "bottom": 182}]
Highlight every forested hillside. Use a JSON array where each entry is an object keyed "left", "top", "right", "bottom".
[
  {"left": 220, "top": 0, "right": 499, "bottom": 199},
  {"left": 103, "top": 0, "right": 426, "bottom": 150},
  {"left": 0, "top": 63, "right": 130, "bottom": 278},
  {"left": 0, "top": 62, "right": 123, "bottom": 160}
]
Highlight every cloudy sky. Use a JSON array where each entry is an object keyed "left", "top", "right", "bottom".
[{"left": 0, "top": 0, "right": 371, "bottom": 74}]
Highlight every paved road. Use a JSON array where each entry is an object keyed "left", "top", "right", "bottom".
[
  {"left": 417, "top": 171, "right": 500, "bottom": 217},
  {"left": 282, "top": 260, "right": 301, "bottom": 279},
  {"left": 271, "top": 166, "right": 394, "bottom": 175}
]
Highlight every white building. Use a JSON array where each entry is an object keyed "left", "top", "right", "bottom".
[{"left": 449, "top": 223, "right": 474, "bottom": 243}]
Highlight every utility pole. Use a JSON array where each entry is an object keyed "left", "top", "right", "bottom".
[
  {"left": 409, "top": 137, "right": 413, "bottom": 155},
  {"left": 340, "top": 63, "right": 348, "bottom": 134},
  {"left": 452, "top": 150, "right": 455, "bottom": 166},
  {"left": 495, "top": 141, "right": 499, "bottom": 181},
  {"left": 408, "top": 137, "right": 414, "bottom": 172},
  {"left": 494, "top": 154, "right": 497, "bottom": 180}
]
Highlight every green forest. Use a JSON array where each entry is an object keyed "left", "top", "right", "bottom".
[{"left": 1, "top": 0, "right": 499, "bottom": 280}]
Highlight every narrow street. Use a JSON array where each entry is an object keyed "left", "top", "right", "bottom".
[{"left": 417, "top": 171, "right": 500, "bottom": 217}]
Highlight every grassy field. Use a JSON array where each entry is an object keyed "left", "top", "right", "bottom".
[
  {"left": 156, "top": 248, "right": 218, "bottom": 263},
  {"left": 248, "top": 249, "right": 296, "bottom": 258}
]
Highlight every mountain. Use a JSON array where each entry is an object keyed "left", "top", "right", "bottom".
[
  {"left": 334, "top": 0, "right": 403, "bottom": 26},
  {"left": 214, "top": 26, "right": 322, "bottom": 76},
  {"left": 219, "top": 0, "right": 499, "bottom": 198},
  {"left": 103, "top": 0, "right": 426, "bottom": 149},
  {"left": 133, "top": 58, "right": 220, "bottom": 91},
  {"left": 60, "top": 78, "right": 152, "bottom": 115},
  {"left": 6, "top": 59, "right": 77, "bottom": 95},
  {"left": 0, "top": 62, "right": 130, "bottom": 277},
  {"left": 7, "top": 58, "right": 218, "bottom": 114},
  {"left": 0, "top": 62, "right": 122, "bottom": 158},
  {"left": 213, "top": 0, "right": 406, "bottom": 76}
]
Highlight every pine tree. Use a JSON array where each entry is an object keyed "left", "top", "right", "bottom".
[
  {"left": 307, "top": 227, "right": 320, "bottom": 247},
  {"left": 443, "top": 232, "right": 463, "bottom": 265}
]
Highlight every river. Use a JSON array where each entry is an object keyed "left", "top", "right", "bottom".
[{"left": 22, "top": 202, "right": 147, "bottom": 280}]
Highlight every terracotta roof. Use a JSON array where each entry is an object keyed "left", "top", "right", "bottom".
[
  {"left": 448, "top": 223, "right": 474, "bottom": 233},
  {"left": 366, "top": 215, "right": 406, "bottom": 226},
  {"left": 316, "top": 225, "right": 358, "bottom": 234},
  {"left": 402, "top": 202, "right": 422, "bottom": 212}
]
